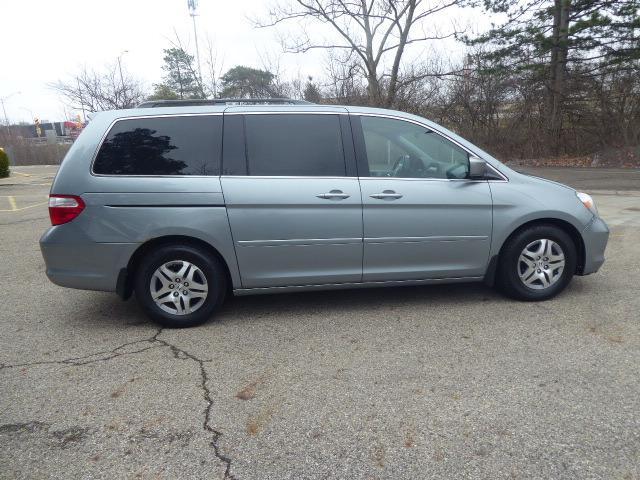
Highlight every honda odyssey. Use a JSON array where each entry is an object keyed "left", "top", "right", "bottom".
[{"left": 40, "top": 99, "right": 609, "bottom": 327}]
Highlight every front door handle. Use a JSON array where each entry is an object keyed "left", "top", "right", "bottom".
[
  {"left": 370, "top": 190, "right": 403, "bottom": 200},
  {"left": 317, "top": 189, "right": 350, "bottom": 200}
]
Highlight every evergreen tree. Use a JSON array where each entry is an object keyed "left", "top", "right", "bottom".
[
  {"left": 219, "top": 66, "right": 277, "bottom": 98},
  {"left": 465, "top": 0, "right": 640, "bottom": 139},
  {"left": 148, "top": 83, "right": 180, "bottom": 100},
  {"left": 159, "top": 48, "right": 205, "bottom": 99},
  {"left": 303, "top": 77, "right": 322, "bottom": 103}
]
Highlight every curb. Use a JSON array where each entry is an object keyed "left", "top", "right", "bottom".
[{"left": 590, "top": 190, "right": 640, "bottom": 197}]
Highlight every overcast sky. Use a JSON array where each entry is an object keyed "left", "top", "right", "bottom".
[{"left": 1, "top": 0, "right": 490, "bottom": 124}]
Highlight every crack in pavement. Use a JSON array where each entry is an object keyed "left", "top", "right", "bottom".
[
  {"left": 0, "top": 338, "right": 164, "bottom": 369},
  {"left": 0, "top": 328, "right": 236, "bottom": 480},
  {"left": 153, "top": 331, "right": 237, "bottom": 480}
]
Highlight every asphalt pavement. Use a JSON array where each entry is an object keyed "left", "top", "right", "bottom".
[
  {"left": 1, "top": 165, "right": 639, "bottom": 479},
  {"left": 517, "top": 166, "right": 640, "bottom": 192}
]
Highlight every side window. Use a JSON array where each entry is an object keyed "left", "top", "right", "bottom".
[
  {"left": 93, "top": 116, "right": 222, "bottom": 175},
  {"left": 245, "top": 114, "right": 346, "bottom": 176},
  {"left": 360, "top": 116, "right": 469, "bottom": 179}
]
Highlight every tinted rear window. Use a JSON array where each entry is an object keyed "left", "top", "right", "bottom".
[
  {"left": 93, "top": 115, "right": 222, "bottom": 175},
  {"left": 245, "top": 114, "right": 345, "bottom": 176}
]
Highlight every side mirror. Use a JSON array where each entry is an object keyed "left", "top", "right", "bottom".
[{"left": 468, "top": 156, "right": 487, "bottom": 179}]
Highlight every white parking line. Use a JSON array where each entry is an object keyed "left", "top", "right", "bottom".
[
  {"left": 0, "top": 195, "right": 48, "bottom": 212},
  {"left": 0, "top": 201, "right": 48, "bottom": 212}
]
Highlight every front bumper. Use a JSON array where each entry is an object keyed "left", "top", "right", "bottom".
[
  {"left": 580, "top": 215, "right": 609, "bottom": 275},
  {"left": 40, "top": 226, "right": 138, "bottom": 292}
]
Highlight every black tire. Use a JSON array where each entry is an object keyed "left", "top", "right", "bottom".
[
  {"left": 134, "top": 244, "right": 227, "bottom": 328},
  {"left": 497, "top": 224, "right": 577, "bottom": 301}
]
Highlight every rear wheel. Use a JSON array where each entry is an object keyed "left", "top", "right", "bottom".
[
  {"left": 134, "top": 244, "right": 226, "bottom": 328},
  {"left": 497, "top": 225, "right": 577, "bottom": 301}
]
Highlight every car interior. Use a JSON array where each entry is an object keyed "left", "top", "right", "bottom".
[{"left": 363, "top": 122, "right": 470, "bottom": 179}]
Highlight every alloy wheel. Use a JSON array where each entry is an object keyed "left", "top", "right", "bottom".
[
  {"left": 517, "top": 239, "right": 566, "bottom": 290},
  {"left": 150, "top": 260, "right": 209, "bottom": 315}
]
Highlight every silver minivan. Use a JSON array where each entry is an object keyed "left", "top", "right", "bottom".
[{"left": 40, "top": 99, "right": 609, "bottom": 327}]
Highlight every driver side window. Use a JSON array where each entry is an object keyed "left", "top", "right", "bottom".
[{"left": 360, "top": 116, "right": 469, "bottom": 179}]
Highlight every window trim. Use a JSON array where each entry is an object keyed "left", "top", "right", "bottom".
[
  {"left": 90, "top": 110, "right": 507, "bottom": 182},
  {"left": 90, "top": 113, "right": 224, "bottom": 178},
  {"left": 220, "top": 175, "right": 358, "bottom": 180},
  {"left": 352, "top": 113, "right": 508, "bottom": 182},
  {"left": 224, "top": 111, "right": 349, "bottom": 116}
]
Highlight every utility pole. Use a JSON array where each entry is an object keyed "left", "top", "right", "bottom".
[{"left": 187, "top": 0, "right": 203, "bottom": 91}]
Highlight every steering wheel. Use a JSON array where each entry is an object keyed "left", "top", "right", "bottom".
[
  {"left": 392, "top": 155, "right": 409, "bottom": 177},
  {"left": 424, "top": 161, "right": 442, "bottom": 177},
  {"left": 445, "top": 163, "right": 467, "bottom": 179},
  {"left": 392, "top": 155, "right": 428, "bottom": 177}
]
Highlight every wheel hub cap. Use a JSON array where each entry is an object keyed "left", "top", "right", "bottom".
[
  {"left": 150, "top": 260, "right": 208, "bottom": 315},
  {"left": 518, "top": 239, "right": 565, "bottom": 290}
]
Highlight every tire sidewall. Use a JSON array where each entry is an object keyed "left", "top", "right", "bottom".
[
  {"left": 135, "top": 245, "right": 226, "bottom": 327},
  {"left": 499, "top": 226, "right": 577, "bottom": 301}
]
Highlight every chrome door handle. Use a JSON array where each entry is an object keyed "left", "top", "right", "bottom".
[
  {"left": 370, "top": 190, "right": 403, "bottom": 200},
  {"left": 317, "top": 190, "right": 350, "bottom": 200}
]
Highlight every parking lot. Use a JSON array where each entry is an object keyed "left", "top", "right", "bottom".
[{"left": 1, "top": 165, "right": 639, "bottom": 479}]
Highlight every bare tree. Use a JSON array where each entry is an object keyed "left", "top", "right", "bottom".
[
  {"left": 50, "top": 64, "right": 146, "bottom": 115},
  {"left": 257, "top": 50, "right": 310, "bottom": 98},
  {"left": 257, "top": 0, "right": 462, "bottom": 106},
  {"left": 392, "top": 59, "right": 444, "bottom": 112},
  {"left": 323, "top": 50, "right": 368, "bottom": 103},
  {"left": 203, "top": 35, "right": 224, "bottom": 98}
]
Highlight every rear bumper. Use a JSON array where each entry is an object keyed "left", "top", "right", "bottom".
[
  {"left": 40, "top": 226, "right": 138, "bottom": 292},
  {"left": 580, "top": 215, "right": 609, "bottom": 275}
]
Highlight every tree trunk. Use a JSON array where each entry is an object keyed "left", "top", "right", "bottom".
[
  {"left": 366, "top": 68, "right": 382, "bottom": 105},
  {"left": 176, "top": 61, "right": 184, "bottom": 99},
  {"left": 385, "top": 32, "right": 409, "bottom": 107},
  {"left": 361, "top": 0, "right": 382, "bottom": 106},
  {"left": 386, "top": 2, "right": 416, "bottom": 108},
  {"left": 547, "top": 0, "right": 571, "bottom": 149}
]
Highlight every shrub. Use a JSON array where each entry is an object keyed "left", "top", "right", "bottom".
[{"left": 0, "top": 148, "right": 9, "bottom": 178}]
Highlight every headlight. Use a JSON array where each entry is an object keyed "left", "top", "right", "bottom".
[{"left": 577, "top": 192, "right": 597, "bottom": 215}]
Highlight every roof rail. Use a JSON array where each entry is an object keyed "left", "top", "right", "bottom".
[{"left": 137, "top": 98, "right": 313, "bottom": 108}]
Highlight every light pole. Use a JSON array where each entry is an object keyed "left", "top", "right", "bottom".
[
  {"left": 77, "top": 77, "right": 86, "bottom": 123},
  {"left": 20, "top": 107, "right": 35, "bottom": 122},
  {"left": 116, "top": 50, "right": 129, "bottom": 108},
  {"left": 117, "top": 50, "right": 129, "bottom": 89},
  {"left": 1, "top": 91, "right": 21, "bottom": 136}
]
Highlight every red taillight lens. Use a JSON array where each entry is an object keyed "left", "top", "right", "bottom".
[{"left": 48, "top": 195, "right": 85, "bottom": 226}]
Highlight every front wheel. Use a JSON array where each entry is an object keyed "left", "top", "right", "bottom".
[
  {"left": 134, "top": 244, "right": 227, "bottom": 328},
  {"left": 497, "top": 225, "right": 577, "bottom": 301}
]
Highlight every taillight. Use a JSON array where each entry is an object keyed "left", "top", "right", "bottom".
[{"left": 49, "top": 195, "right": 85, "bottom": 226}]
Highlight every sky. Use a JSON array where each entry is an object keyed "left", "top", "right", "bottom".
[{"left": 0, "top": 0, "right": 491, "bottom": 124}]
